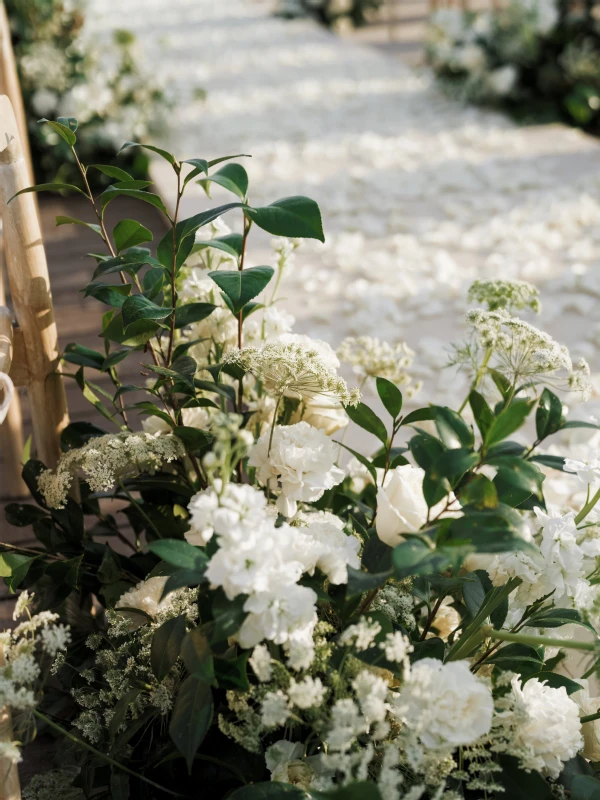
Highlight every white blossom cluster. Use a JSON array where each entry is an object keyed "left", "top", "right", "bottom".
[
  {"left": 0, "top": 592, "right": 71, "bottom": 764},
  {"left": 337, "top": 336, "right": 421, "bottom": 396},
  {"left": 185, "top": 483, "right": 359, "bottom": 667},
  {"left": 37, "top": 432, "right": 186, "bottom": 508}
]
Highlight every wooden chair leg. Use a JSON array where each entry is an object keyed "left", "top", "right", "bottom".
[{"left": 0, "top": 95, "right": 68, "bottom": 470}]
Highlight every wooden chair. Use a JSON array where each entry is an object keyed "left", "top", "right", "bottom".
[
  {"left": 0, "top": 94, "right": 69, "bottom": 474},
  {"left": 0, "top": 0, "right": 33, "bottom": 498}
]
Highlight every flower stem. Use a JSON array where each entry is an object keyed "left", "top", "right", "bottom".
[
  {"left": 581, "top": 710, "right": 600, "bottom": 724},
  {"left": 575, "top": 488, "right": 600, "bottom": 526},
  {"left": 481, "top": 626, "right": 598, "bottom": 652},
  {"left": 32, "top": 709, "right": 182, "bottom": 797}
]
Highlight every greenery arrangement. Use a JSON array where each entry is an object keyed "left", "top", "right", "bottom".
[
  {"left": 2, "top": 118, "right": 600, "bottom": 800},
  {"left": 427, "top": 0, "right": 600, "bottom": 133},
  {"left": 274, "top": 0, "right": 383, "bottom": 29},
  {"left": 6, "top": 0, "right": 169, "bottom": 186}
]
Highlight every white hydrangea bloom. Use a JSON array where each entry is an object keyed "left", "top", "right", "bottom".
[
  {"left": 380, "top": 631, "right": 414, "bottom": 665},
  {"left": 249, "top": 644, "right": 272, "bottom": 683},
  {"left": 325, "top": 698, "right": 369, "bottom": 753},
  {"left": 502, "top": 676, "right": 582, "bottom": 779},
  {"left": 185, "top": 482, "right": 270, "bottom": 546},
  {"left": 392, "top": 658, "right": 494, "bottom": 749},
  {"left": 261, "top": 690, "right": 290, "bottom": 728},
  {"left": 238, "top": 584, "right": 318, "bottom": 650},
  {"left": 249, "top": 422, "right": 345, "bottom": 517},
  {"left": 339, "top": 619, "right": 382, "bottom": 651},
  {"left": 288, "top": 676, "right": 327, "bottom": 709},
  {"left": 295, "top": 511, "right": 361, "bottom": 584},
  {"left": 352, "top": 671, "right": 390, "bottom": 725}
]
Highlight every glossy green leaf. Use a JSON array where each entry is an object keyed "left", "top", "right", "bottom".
[
  {"left": 119, "top": 141, "right": 176, "bottom": 164},
  {"left": 60, "top": 421, "right": 106, "bottom": 451},
  {"left": 55, "top": 215, "right": 101, "bottom": 235},
  {"left": 101, "top": 185, "right": 169, "bottom": 214},
  {"left": 571, "top": 775, "right": 600, "bottom": 800},
  {"left": 84, "top": 281, "right": 131, "bottom": 308},
  {"left": 4, "top": 503, "right": 47, "bottom": 527},
  {"left": 460, "top": 474, "right": 499, "bottom": 509},
  {"left": 211, "top": 592, "right": 248, "bottom": 642},
  {"left": 93, "top": 250, "right": 163, "bottom": 279},
  {"left": 63, "top": 342, "right": 105, "bottom": 369},
  {"left": 174, "top": 303, "right": 216, "bottom": 329},
  {"left": 146, "top": 539, "right": 208, "bottom": 571},
  {"left": 469, "top": 390, "right": 494, "bottom": 438},
  {"left": 193, "top": 233, "right": 243, "bottom": 259},
  {"left": 495, "top": 755, "right": 553, "bottom": 800},
  {"left": 485, "top": 400, "right": 534, "bottom": 447},
  {"left": 536, "top": 388, "right": 563, "bottom": 440},
  {"left": 245, "top": 196, "right": 324, "bottom": 241},
  {"left": 346, "top": 566, "right": 392, "bottom": 598},
  {"left": 525, "top": 606, "right": 596, "bottom": 633},
  {"left": 169, "top": 675, "right": 213, "bottom": 772},
  {"left": 151, "top": 614, "right": 188, "bottom": 680},
  {"left": 173, "top": 426, "right": 213, "bottom": 453},
  {"left": 400, "top": 407, "right": 436, "bottom": 427},
  {"left": 121, "top": 295, "right": 173, "bottom": 330},
  {"left": 199, "top": 163, "right": 249, "bottom": 199},
  {"left": 433, "top": 406, "right": 474, "bottom": 449},
  {"left": 0, "top": 553, "right": 36, "bottom": 592},
  {"left": 112, "top": 219, "right": 153, "bottom": 253},
  {"left": 181, "top": 628, "right": 214, "bottom": 682},
  {"left": 177, "top": 203, "right": 243, "bottom": 243},
  {"left": 345, "top": 402, "right": 388, "bottom": 446},
  {"left": 376, "top": 377, "right": 402, "bottom": 419},
  {"left": 208, "top": 266, "right": 274, "bottom": 314},
  {"left": 526, "top": 671, "right": 581, "bottom": 695},
  {"left": 102, "top": 314, "right": 160, "bottom": 347},
  {"left": 89, "top": 164, "right": 133, "bottom": 181},
  {"left": 39, "top": 118, "right": 76, "bottom": 145},
  {"left": 9, "top": 182, "right": 87, "bottom": 203},
  {"left": 409, "top": 434, "right": 445, "bottom": 471},
  {"left": 393, "top": 540, "right": 452, "bottom": 580}
]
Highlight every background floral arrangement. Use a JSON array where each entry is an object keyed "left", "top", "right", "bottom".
[
  {"left": 273, "top": 0, "right": 383, "bottom": 29},
  {"left": 2, "top": 119, "right": 600, "bottom": 798},
  {"left": 427, "top": 0, "right": 600, "bottom": 133},
  {"left": 6, "top": 0, "right": 170, "bottom": 186}
]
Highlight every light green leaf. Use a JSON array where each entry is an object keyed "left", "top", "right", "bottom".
[
  {"left": 55, "top": 215, "right": 101, "bottom": 235},
  {"left": 8, "top": 183, "right": 88, "bottom": 203},
  {"left": 39, "top": 118, "right": 76, "bottom": 145},
  {"left": 112, "top": 220, "right": 153, "bottom": 253},
  {"left": 89, "top": 164, "right": 133, "bottom": 181},
  {"left": 199, "top": 163, "right": 249, "bottom": 200},
  {"left": 118, "top": 141, "right": 176, "bottom": 165}
]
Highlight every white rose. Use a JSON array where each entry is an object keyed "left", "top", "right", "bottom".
[
  {"left": 392, "top": 658, "right": 493, "bottom": 749},
  {"left": 376, "top": 464, "right": 451, "bottom": 546}
]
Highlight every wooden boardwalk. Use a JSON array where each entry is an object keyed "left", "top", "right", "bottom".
[{"left": 0, "top": 195, "right": 167, "bottom": 622}]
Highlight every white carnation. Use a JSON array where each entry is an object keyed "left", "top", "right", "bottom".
[
  {"left": 185, "top": 482, "right": 270, "bottom": 546},
  {"left": 392, "top": 658, "right": 493, "bottom": 749},
  {"left": 249, "top": 422, "right": 344, "bottom": 517}
]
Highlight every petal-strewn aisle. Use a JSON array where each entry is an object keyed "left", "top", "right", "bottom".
[{"left": 92, "top": 0, "right": 600, "bottom": 408}]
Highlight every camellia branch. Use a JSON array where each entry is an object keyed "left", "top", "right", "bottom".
[{"left": 481, "top": 625, "right": 599, "bottom": 653}]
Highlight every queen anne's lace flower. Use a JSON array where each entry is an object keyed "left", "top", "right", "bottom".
[
  {"left": 261, "top": 690, "right": 290, "bottom": 727},
  {"left": 248, "top": 644, "right": 272, "bottom": 682},
  {"left": 337, "top": 336, "right": 420, "bottom": 394},
  {"left": 249, "top": 422, "right": 345, "bottom": 517},
  {"left": 225, "top": 342, "right": 360, "bottom": 406},
  {"left": 392, "top": 658, "right": 494, "bottom": 749},
  {"left": 38, "top": 432, "right": 186, "bottom": 508},
  {"left": 467, "top": 279, "right": 541, "bottom": 313}
]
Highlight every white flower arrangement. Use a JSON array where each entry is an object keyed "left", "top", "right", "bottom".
[{"left": 2, "top": 128, "right": 600, "bottom": 798}]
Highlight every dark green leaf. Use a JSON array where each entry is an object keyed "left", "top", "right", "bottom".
[
  {"left": 469, "top": 390, "right": 494, "bottom": 439},
  {"left": 102, "top": 314, "right": 160, "bottom": 347},
  {"left": 526, "top": 671, "right": 582, "bottom": 695},
  {"left": 55, "top": 215, "right": 101, "bottom": 235},
  {"left": 173, "top": 426, "right": 213, "bottom": 453},
  {"left": 536, "top": 388, "right": 563, "bottom": 440},
  {"left": 178, "top": 203, "right": 243, "bottom": 243},
  {"left": 84, "top": 281, "right": 131, "bottom": 308},
  {"left": 60, "top": 421, "right": 106, "bottom": 451},
  {"left": 93, "top": 251, "right": 163, "bottom": 279},
  {"left": 193, "top": 233, "right": 243, "bottom": 259},
  {"left": 109, "top": 771, "right": 129, "bottom": 800},
  {"left": 376, "top": 377, "right": 402, "bottom": 419},
  {"left": 485, "top": 400, "right": 534, "bottom": 446},
  {"left": 401, "top": 407, "right": 436, "bottom": 427},
  {"left": 562, "top": 420, "right": 600, "bottom": 430},
  {"left": 345, "top": 402, "right": 388, "bottom": 446},
  {"left": 4, "top": 504, "right": 47, "bottom": 527},
  {"left": 495, "top": 755, "right": 553, "bottom": 800},
  {"left": 525, "top": 607, "right": 596, "bottom": 633},
  {"left": 409, "top": 434, "right": 445, "bottom": 471},
  {"left": 212, "top": 592, "right": 248, "bottom": 642},
  {"left": 62, "top": 343, "right": 105, "bottom": 369},
  {"left": 228, "top": 785, "right": 307, "bottom": 800},
  {"left": 181, "top": 628, "right": 214, "bottom": 682},
  {"left": 119, "top": 141, "right": 176, "bottom": 164},
  {"left": 393, "top": 540, "right": 452, "bottom": 580},
  {"left": 8, "top": 182, "right": 88, "bottom": 203},
  {"left": 89, "top": 164, "right": 133, "bottom": 181},
  {"left": 101, "top": 186, "right": 169, "bottom": 214},
  {"left": 112, "top": 219, "right": 153, "bottom": 253},
  {"left": 572, "top": 775, "right": 600, "bottom": 800},
  {"left": 214, "top": 650, "right": 250, "bottom": 691},
  {"left": 151, "top": 614, "right": 188, "bottom": 680},
  {"left": 346, "top": 566, "right": 392, "bottom": 598},
  {"left": 147, "top": 539, "right": 208, "bottom": 571},
  {"left": 174, "top": 302, "right": 216, "bottom": 329},
  {"left": 208, "top": 267, "right": 274, "bottom": 315},
  {"left": 169, "top": 675, "right": 213, "bottom": 772},
  {"left": 433, "top": 406, "right": 474, "bottom": 449},
  {"left": 121, "top": 295, "right": 172, "bottom": 330},
  {"left": 433, "top": 448, "right": 479, "bottom": 482},
  {"left": 245, "top": 196, "right": 324, "bottom": 242}
]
